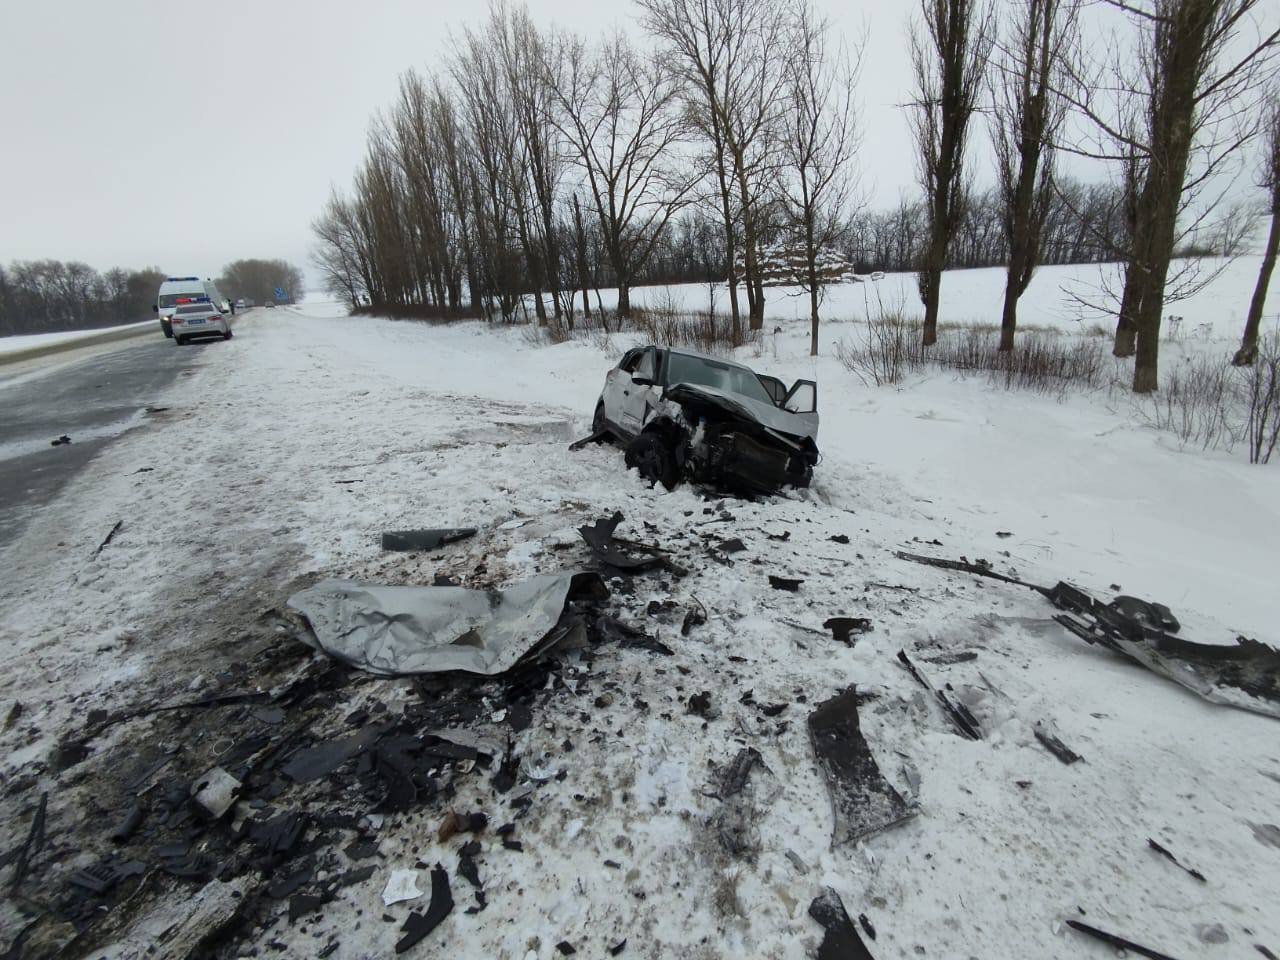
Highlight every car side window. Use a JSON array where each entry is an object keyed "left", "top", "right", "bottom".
[
  {"left": 619, "top": 349, "right": 641, "bottom": 373},
  {"left": 635, "top": 349, "right": 657, "bottom": 383}
]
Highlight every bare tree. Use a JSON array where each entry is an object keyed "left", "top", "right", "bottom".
[
  {"left": 777, "top": 1, "right": 862, "bottom": 356},
  {"left": 1061, "top": 0, "right": 1279, "bottom": 391},
  {"left": 909, "top": 0, "right": 996, "bottom": 346},
  {"left": 547, "top": 30, "right": 695, "bottom": 320},
  {"left": 990, "top": 0, "right": 1077, "bottom": 351},
  {"left": 1234, "top": 89, "right": 1280, "bottom": 366},
  {"left": 638, "top": 0, "right": 788, "bottom": 341}
]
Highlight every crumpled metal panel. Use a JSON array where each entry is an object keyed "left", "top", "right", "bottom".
[{"left": 287, "top": 572, "right": 607, "bottom": 677}]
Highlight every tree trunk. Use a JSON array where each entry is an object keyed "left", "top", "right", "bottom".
[
  {"left": 1113, "top": 263, "right": 1144, "bottom": 357},
  {"left": 1234, "top": 206, "right": 1279, "bottom": 366},
  {"left": 573, "top": 195, "right": 592, "bottom": 320},
  {"left": 998, "top": 272, "right": 1019, "bottom": 352},
  {"left": 618, "top": 284, "right": 631, "bottom": 318}
]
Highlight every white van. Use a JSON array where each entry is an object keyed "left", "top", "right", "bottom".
[{"left": 154, "top": 277, "right": 225, "bottom": 338}]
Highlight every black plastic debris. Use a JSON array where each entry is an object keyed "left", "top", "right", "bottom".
[
  {"left": 718, "top": 538, "right": 747, "bottom": 554},
  {"left": 718, "top": 747, "right": 763, "bottom": 798},
  {"left": 282, "top": 726, "right": 382, "bottom": 783},
  {"left": 93, "top": 520, "right": 123, "bottom": 557},
  {"left": 595, "top": 616, "right": 674, "bottom": 656},
  {"left": 858, "top": 914, "right": 877, "bottom": 941},
  {"left": 609, "top": 939, "right": 627, "bottom": 956},
  {"left": 922, "top": 651, "right": 978, "bottom": 665},
  {"left": 824, "top": 617, "right": 872, "bottom": 646},
  {"left": 556, "top": 942, "right": 577, "bottom": 955},
  {"left": 344, "top": 839, "right": 379, "bottom": 861},
  {"left": 830, "top": 534, "right": 850, "bottom": 544},
  {"left": 808, "top": 887, "right": 876, "bottom": 960},
  {"left": 895, "top": 550, "right": 1039, "bottom": 589},
  {"left": 1148, "top": 838, "right": 1207, "bottom": 883},
  {"left": 578, "top": 513, "right": 666, "bottom": 572},
  {"left": 1258, "top": 945, "right": 1279, "bottom": 960},
  {"left": 808, "top": 689, "right": 916, "bottom": 845},
  {"left": 1065, "top": 919, "right": 1184, "bottom": 960},
  {"left": 396, "top": 864, "right": 453, "bottom": 954},
  {"left": 1033, "top": 724, "right": 1082, "bottom": 764},
  {"left": 568, "top": 427, "right": 612, "bottom": 451},
  {"left": 897, "top": 651, "right": 982, "bottom": 740},
  {"left": 687, "top": 691, "right": 714, "bottom": 718},
  {"left": 68, "top": 859, "right": 145, "bottom": 895},
  {"left": 681, "top": 598, "right": 708, "bottom": 637},
  {"left": 1112, "top": 595, "right": 1181, "bottom": 633},
  {"left": 457, "top": 842, "right": 482, "bottom": 889},
  {"left": 51, "top": 435, "right": 71, "bottom": 446},
  {"left": 268, "top": 867, "right": 314, "bottom": 899},
  {"left": 769, "top": 576, "right": 803, "bottom": 592},
  {"left": 381, "top": 528, "right": 477, "bottom": 552},
  {"left": 9, "top": 792, "right": 47, "bottom": 893},
  {"left": 492, "top": 747, "right": 520, "bottom": 794},
  {"left": 110, "top": 802, "right": 144, "bottom": 843},
  {"left": 249, "top": 812, "right": 307, "bottom": 859}
]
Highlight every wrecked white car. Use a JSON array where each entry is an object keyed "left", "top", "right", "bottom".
[{"left": 580, "top": 346, "right": 819, "bottom": 494}]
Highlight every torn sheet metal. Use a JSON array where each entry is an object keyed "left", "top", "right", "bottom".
[
  {"left": 808, "top": 688, "right": 916, "bottom": 846},
  {"left": 287, "top": 572, "right": 608, "bottom": 677}
]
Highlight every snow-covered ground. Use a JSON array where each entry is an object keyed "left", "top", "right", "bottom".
[
  {"left": 0, "top": 319, "right": 154, "bottom": 357},
  {"left": 1, "top": 298, "right": 1278, "bottom": 959},
  {"left": 602, "top": 254, "right": 1279, "bottom": 341}
]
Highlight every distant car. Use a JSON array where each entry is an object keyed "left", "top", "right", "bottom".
[
  {"left": 235, "top": 298, "right": 246, "bottom": 309},
  {"left": 585, "top": 346, "right": 819, "bottom": 494},
  {"left": 170, "top": 302, "right": 232, "bottom": 345},
  {"left": 265, "top": 301, "right": 275, "bottom": 308}
]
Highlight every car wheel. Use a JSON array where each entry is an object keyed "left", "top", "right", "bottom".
[
  {"left": 175, "top": 335, "right": 184, "bottom": 346},
  {"left": 625, "top": 432, "right": 679, "bottom": 490},
  {"left": 592, "top": 402, "right": 607, "bottom": 434},
  {"left": 223, "top": 329, "right": 233, "bottom": 340}
]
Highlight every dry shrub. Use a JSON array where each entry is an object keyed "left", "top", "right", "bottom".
[
  {"left": 835, "top": 291, "right": 1109, "bottom": 396},
  {"left": 354, "top": 303, "right": 480, "bottom": 322},
  {"left": 1245, "top": 330, "right": 1280, "bottom": 464}
]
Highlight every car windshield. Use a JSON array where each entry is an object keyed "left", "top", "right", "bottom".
[{"left": 664, "top": 352, "right": 773, "bottom": 405}]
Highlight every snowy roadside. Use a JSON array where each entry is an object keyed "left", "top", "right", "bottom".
[{"left": 1, "top": 304, "right": 1277, "bottom": 959}]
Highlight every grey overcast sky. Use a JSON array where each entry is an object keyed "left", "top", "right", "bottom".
[{"left": 0, "top": 0, "right": 1273, "bottom": 286}]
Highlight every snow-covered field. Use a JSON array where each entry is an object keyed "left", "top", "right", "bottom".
[
  {"left": 603, "top": 254, "right": 1279, "bottom": 341},
  {"left": 1, "top": 297, "right": 1277, "bottom": 959},
  {"left": 0, "top": 319, "right": 154, "bottom": 357}
]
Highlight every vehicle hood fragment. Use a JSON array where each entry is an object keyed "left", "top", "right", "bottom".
[
  {"left": 663, "top": 382, "right": 819, "bottom": 443},
  {"left": 287, "top": 572, "right": 609, "bottom": 677}
]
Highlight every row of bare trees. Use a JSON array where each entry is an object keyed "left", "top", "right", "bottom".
[
  {"left": 313, "top": 0, "right": 865, "bottom": 353},
  {"left": 912, "top": 0, "right": 1277, "bottom": 390},
  {"left": 0, "top": 261, "right": 166, "bottom": 337},
  {"left": 314, "top": 0, "right": 1278, "bottom": 389}
]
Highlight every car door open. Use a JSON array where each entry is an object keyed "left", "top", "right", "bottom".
[{"left": 783, "top": 379, "right": 817, "bottom": 414}]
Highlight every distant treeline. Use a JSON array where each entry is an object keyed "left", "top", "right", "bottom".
[
  {"left": 0, "top": 258, "right": 309, "bottom": 338},
  {"left": 0, "top": 261, "right": 166, "bottom": 338}
]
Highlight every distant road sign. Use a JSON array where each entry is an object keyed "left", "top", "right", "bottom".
[{"left": 274, "top": 287, "right": 287, "bottom": 300}]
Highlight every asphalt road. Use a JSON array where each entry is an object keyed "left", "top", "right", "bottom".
[{"left": 0, "top": 332, "right": 216, "bottom": 549}]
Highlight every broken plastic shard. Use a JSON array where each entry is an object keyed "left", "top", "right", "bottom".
[
  {"left": 824, "top": 617, "right": 872, "bottom": 645},
  {"left": 808, "top": 688, "right": 916, "bottom": 845},
  {"left": 768, "top": 575, "right": 803, "bottom": 592},
  {"left": 1033, "top": 723, "right": 1083, "bottom": 765},
  {"left": 395, "top": 864, "right": 453, "bottom": 954},
  {"left": 1065, "top": 919, "right": 1184, "bottom": 960},
  {"left": 897, "top": 650, "right": 983, "bottom": 740},
  {"left": 578, "top": 512, "right": 666, "bottom": 572},
  {"left": 808, "top": 887, "right": 876, "bottom": 960},
  {"left": 381, "top": 528, "right": 477, "bottom": 552},
  {"left": 287, "top": 571, "right": 608, "bottom": 677},
  {"left": 383, "top": 868, "right": 423, "bottom": 906},
  {"left": 190, "top": 767, "right": 241, "bottom": 819},
  {"left": 281, "top": 726, "right": 382, "bottom": 782}
]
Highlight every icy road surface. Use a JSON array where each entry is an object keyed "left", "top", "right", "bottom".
[{"left": 0, "top": 300, "right": 1277, "bottom": 959}]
